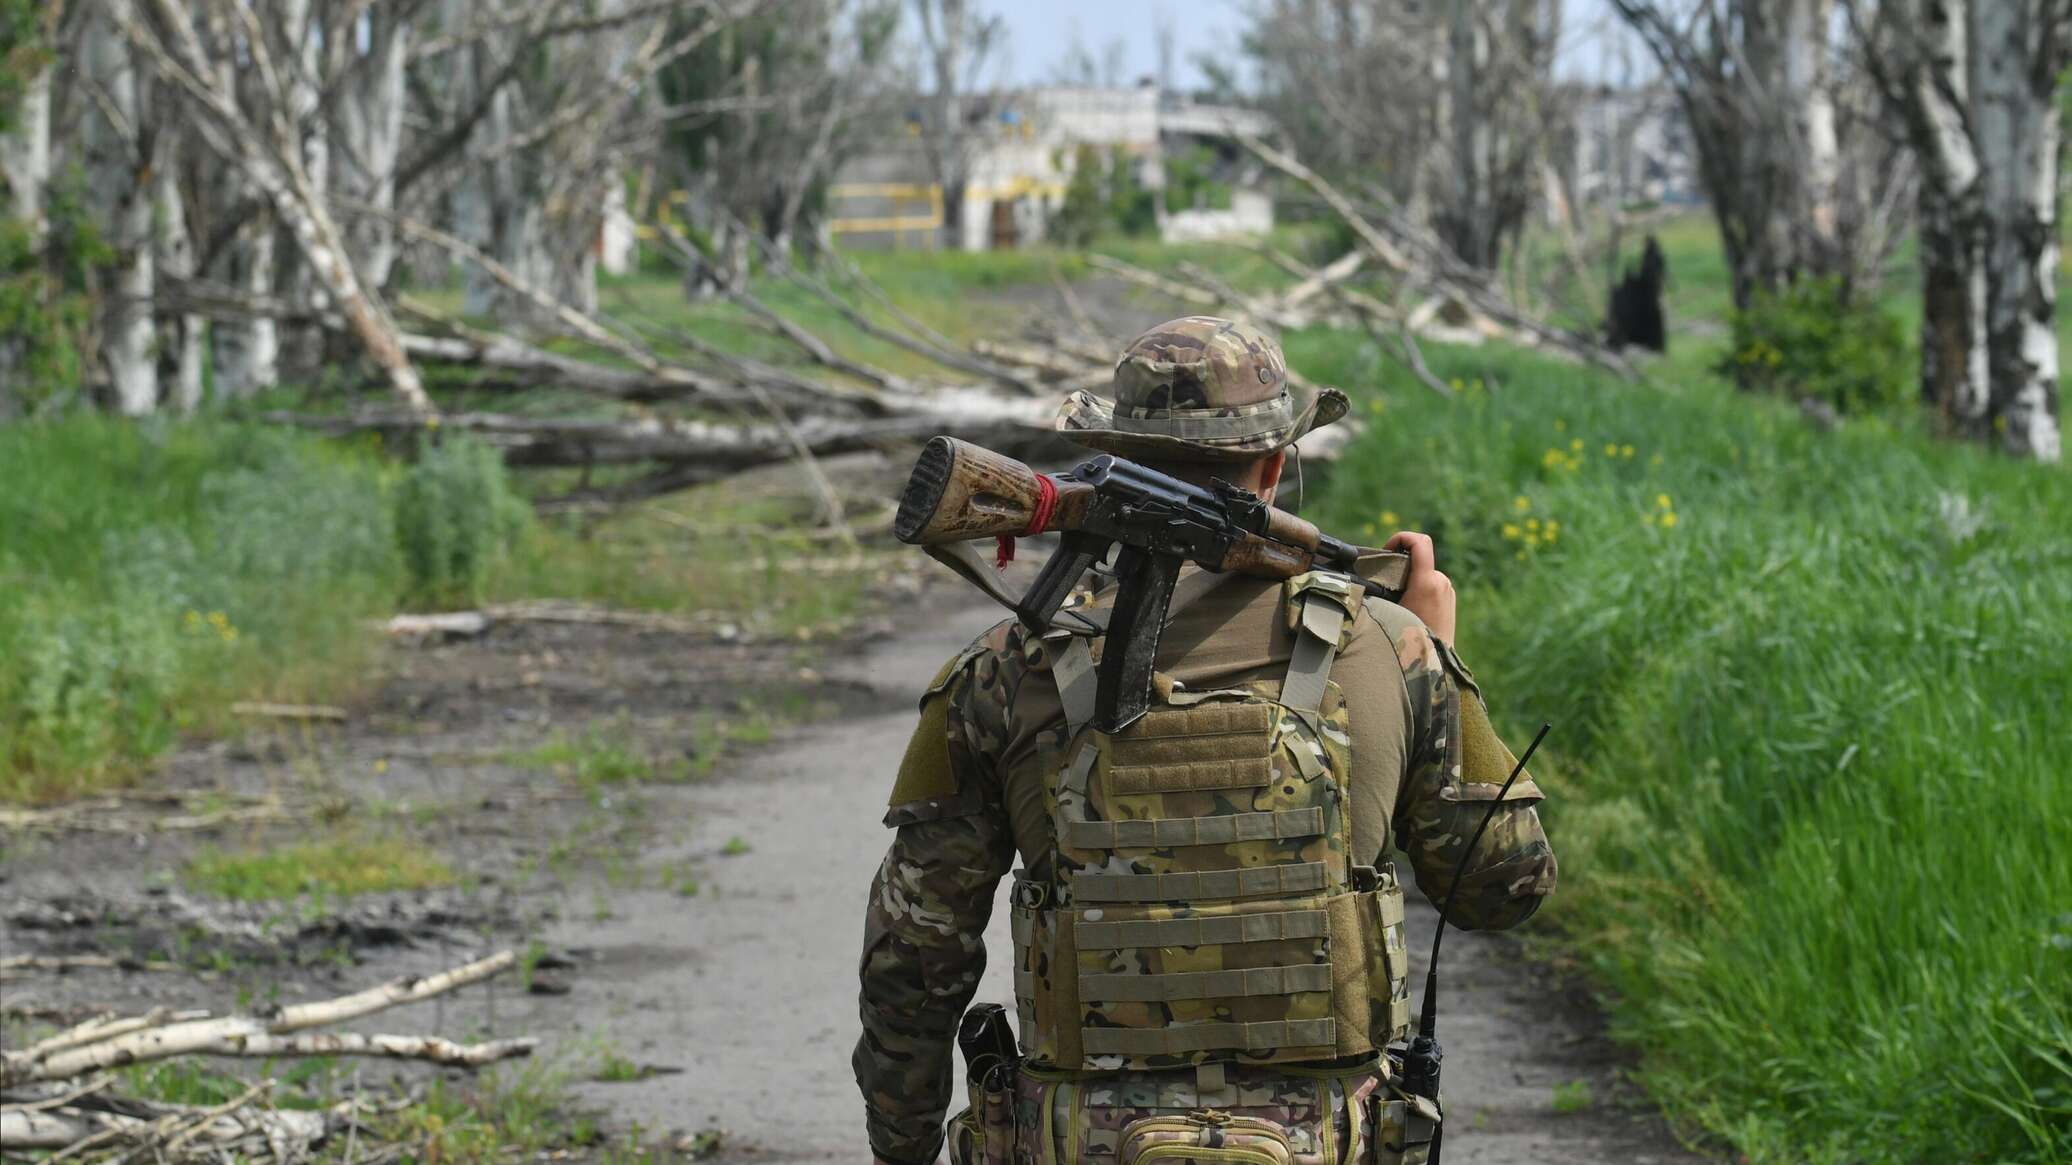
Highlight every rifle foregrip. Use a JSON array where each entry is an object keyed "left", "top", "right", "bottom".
[{"left": 895, "top": 437, "right": 1048, "bottom": 545}]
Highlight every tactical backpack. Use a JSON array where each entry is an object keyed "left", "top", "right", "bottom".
[{"left": 1010, "top": 569, "right": 1413, "bottom": 1071}]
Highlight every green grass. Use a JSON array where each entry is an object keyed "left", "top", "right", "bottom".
[
  {"left": 0, "top": 418, "right": 401, "bottom": 801},
  {"left": 1551, "top": 1080, "right": 1594, "bottom": 1116},
  {"left": 184, "top": 835, "right": 456, "bottom": 901},
  {"left": 1305, "top": 312, "right": 2072, "bottom": 1161},
  {"left": 0, "top": 418, "right": 871, "bottom": 802}
]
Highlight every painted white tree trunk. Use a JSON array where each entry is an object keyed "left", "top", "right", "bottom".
[
  {"left": 1973, "top": 0, "right": 2063, "bottom": 461},
  {"left": 83, "top": 0, "right": 158, "bottom": 414}
]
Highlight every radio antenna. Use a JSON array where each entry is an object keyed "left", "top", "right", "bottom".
[{"left": 1399, "top": 721, "right": 1551, "bottom": 1165}]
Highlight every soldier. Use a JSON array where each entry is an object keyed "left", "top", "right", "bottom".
[{"left": 855, "top": 316, "right": 1557, "bottom": 1165}]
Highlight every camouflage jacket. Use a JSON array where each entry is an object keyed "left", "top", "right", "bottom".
[{"left": 853, "top": 578, "right": 1556, "bottom": 1165}]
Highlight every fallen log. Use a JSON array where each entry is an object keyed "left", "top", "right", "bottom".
[{"left": 264, "top": 398, "right": 1057, "bottom": 471}]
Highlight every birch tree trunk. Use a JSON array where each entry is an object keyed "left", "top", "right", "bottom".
[
  {"left": 211, "top": 211, "right": 281, "bottom": 398},
  {"left": 1973, "top": 0, "right": 2065, "bottom": 461},
  {"left": 0, "top": 47, "right": 52, "bottom": 237},
  {"left": 83, "top": 0, "right": 159, "bottom": 414},
  {"left": 128, "top": 0, "right": 435, "bottom": 415},
  {"left": 333, "top": 1, "right": 412, "bottom": 289},
  {"left": 155, "top": 155, "right": 205, "bottom": 411}
]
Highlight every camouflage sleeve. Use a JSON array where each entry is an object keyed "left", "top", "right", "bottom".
[
  {"left": 854, "top": 646, "right": 1017, "bottom": 1165},
  {"left": 1391, "top": 626, "right": 1557, "bottom": 931}
]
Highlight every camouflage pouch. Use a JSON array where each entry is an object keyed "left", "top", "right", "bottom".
[
  {"left": 950, "top": 1107, "right": 985, "bottom": 1165},
  {"left": 1117, "top": 1112, "right": 1295, "bottom": 1165},
  {"left": 948, "top": 1083, "right": 1017, "bottom": 1165},
  {"left": 1366, "top": 1087, "right": 1440, "bottom": 1165}
]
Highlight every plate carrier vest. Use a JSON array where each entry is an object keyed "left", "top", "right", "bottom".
[{"left": 1010, "top": 570, "right": 1413, "bottom": 1070}]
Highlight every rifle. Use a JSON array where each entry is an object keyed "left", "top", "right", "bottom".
[{"left": 895, "top": 436, "right": 1408, "bottom": 731}]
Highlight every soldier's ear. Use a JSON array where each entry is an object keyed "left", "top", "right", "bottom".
[{"left": 1257, "top": 451, "right": 1287, "bottom": 498}]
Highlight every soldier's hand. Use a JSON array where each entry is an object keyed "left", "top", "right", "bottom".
[{"left": 1384, "top": 531, "right": 1456, "bottom": 642}]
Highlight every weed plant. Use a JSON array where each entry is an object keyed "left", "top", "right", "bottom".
[{"left": 1307, "top": 334, "right": 2072, "bottom": 1163}]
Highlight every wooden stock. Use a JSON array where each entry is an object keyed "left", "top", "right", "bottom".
[{"left": 895, "top": 436, "right": 1093, "bottom": 544}]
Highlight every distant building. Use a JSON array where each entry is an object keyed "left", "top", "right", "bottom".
[
  {"left": 829, "top": 86, "right": 1279, "bottom": 251},
  {"left": 1563, "top": 85, "right": 1699, "bottom": 209}
]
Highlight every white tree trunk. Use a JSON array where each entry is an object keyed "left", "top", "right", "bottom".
[
  {"left": 1973, "top": 0, "right": 2063, "bottom": 461},
  {"left": 0, "top": 59, "right": 52, "bottom": 237},
  {"left": 131, "top": 0, "right": 434, "bottom": 415},
  {"left": 83, "top": 0, "right": 158, "bottom": 414},
  {"left": 1907, "top": 0, "right": 1992, "bottom": 432},
  {"left": 334, "top": 5, "right": 412, "bottom": 288},
  {"left": 155, "top": 160, "right": 206, "bottom": 411},
  {"left": 212, "top": 215, "right": 281, "bottom": 398},
  {"left": 1787, "top": 0, "right": 1842, "bottom": 251}
]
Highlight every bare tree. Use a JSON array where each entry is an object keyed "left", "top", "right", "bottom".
[
  {"left": 911, "top": 0, "right": 1004, "bottom": 252},
  {"left": 1244, "top": 1, "right": 1565, "bottom": 272},
  {"left": 122, "top": 0, "right": 436, "bottom": 415},
  {"left": 1434, "top": 0, "right": 1566, "bottom": 269},
  {"left": 1611, "top": 0, "right": 1912, "bottom": 309},
  {"left": 1856, "top": 0, "right": 2068, "bottom": 460}
]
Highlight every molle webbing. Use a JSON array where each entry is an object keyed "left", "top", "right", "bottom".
[
  {"left": 1070, "top": 861, "right": 1329, "bottom": 903},
  {"left": 1081, "top": 1018, "right": 1337, "bottom": 1057},
  {"left": 1079, "top": 963, "right": 1333, "bottom": 1002},
  {"left": 1063, "top": 807, "right": 1325, "bottom": 849},
  {"left": 1108, "top": 757, "right": 1273, "bottom": 794},
  {"left": 1074, "top": 908, "right": 1328, "bottom": 950}
]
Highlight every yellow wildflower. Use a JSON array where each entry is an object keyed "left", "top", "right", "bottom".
[
  {"left": 1380, "top": 510, "right": 1399, "bottom": 527},
  {"left": 1513, "top": 496, "right": 1531, "bottom": 512},
  {"left": 1656, "top": 493, "right": 1673, "bottom": 510},
  {"left": 1501, "top": 523, "right": 1522, "bottom": 540},
  {"left": 1449, "top": 377, "right": 1465, "bottom": 391},
  {"left": 1650, "top": 452, "right": 1665, "bottom": 467},
  {"left": 1525, "top": 517, "right": 1540, "bottom": 531},
  {"left": 1621, "top": 444, "right": 1636, "bottom": 459},
  {"left": 1555, "top": 419, "right": 1567, "bottom": 432},
  {"left": 1660, "top": 511, "right": 1679, "bottom": 528},
  {"left": 1604, "top": 443, "right": 1619, "bottom": 457},
  {"left": 1570, "top": 438, "right": 1584, "bottom": 452},
  {"left": 1544, "top": 520, "right": 1561, "bottom": 542},
  {"left": 1362, "top": 522, "right": 1377, "bottom": 537}
]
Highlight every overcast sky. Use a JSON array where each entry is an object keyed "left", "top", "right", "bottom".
[{"left": 984, "top": 0, "right": 1652, "bottom": 93}]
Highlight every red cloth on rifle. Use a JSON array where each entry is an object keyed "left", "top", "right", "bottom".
[{"left": 995, "top": 473, "right": 1060, "bottom": 569}]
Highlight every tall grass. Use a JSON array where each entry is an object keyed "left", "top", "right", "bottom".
[
  {"left": 1304, "top": 332, "right": 2072, "bottom": 1162},
  {"left": 0, "top": 420, "right": 873, "bottom": 801},
  {"left": 0, "top": 418, "right": 401, "bottom": 800}
]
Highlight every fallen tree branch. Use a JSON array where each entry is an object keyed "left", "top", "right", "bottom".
[
  {"left": 1085, "top": 252, "right": 1225, "bottom": 308},
  {"left": 1235, "top": 133, "right": 1636, "bottom": 380},
  {"left": 2, "top": 951, "right": 518, "bottom": 1086}
]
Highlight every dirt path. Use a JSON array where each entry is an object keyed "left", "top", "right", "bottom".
[
  {"left": 1, "top": 588, "right": 1706, "bottom": 1163},
  {"left": 531, "top": 601, "right": 1709, "bottom": 1164}
]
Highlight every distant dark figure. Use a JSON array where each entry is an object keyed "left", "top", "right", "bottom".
[{"left": 1606, "top": 235, "right": 1668, "bottom": 353}]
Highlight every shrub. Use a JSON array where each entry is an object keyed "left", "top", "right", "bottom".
[
  {"left": 1724, "top": 278, "right": 1912, "bottom": 414},
  {"left": 393, "top": 436, "right": 529, "bottom": 607}
]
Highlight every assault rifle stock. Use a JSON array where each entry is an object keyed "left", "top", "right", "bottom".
[{"left": 894, "top": 436, "right": 1407, "bottom": 731}]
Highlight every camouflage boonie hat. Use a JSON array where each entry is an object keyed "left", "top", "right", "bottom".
[{"left": 1056, "top": 316, "right": 1348, "bottom": 462}]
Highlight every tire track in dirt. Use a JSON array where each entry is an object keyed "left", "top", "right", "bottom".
[{"left": 533, "top": 602, "right": 1711, "bottom": 1164}]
